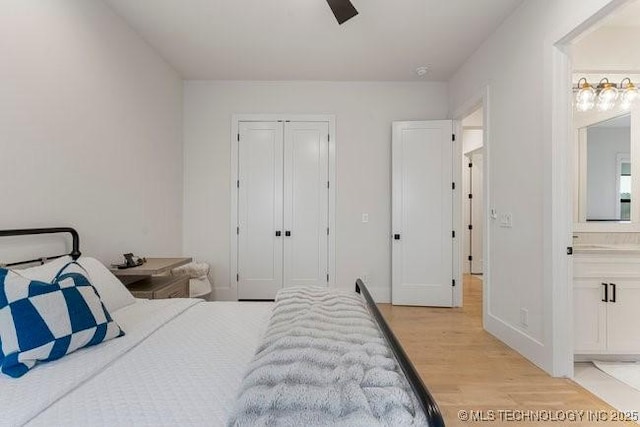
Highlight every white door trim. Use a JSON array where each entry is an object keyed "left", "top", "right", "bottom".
[
  {"left": 228, "top": 114, "right": 336, "bottom": 300},
  {"left": 452, "top": 87, "right": 491, "bottom": 312},
  {"left": 550, "top": 0, "right": 630, "bottom": 377}
]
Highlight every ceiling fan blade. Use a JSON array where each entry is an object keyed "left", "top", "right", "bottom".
[{"left": 326, "top": 0, "right": 358, "bottom": 25}]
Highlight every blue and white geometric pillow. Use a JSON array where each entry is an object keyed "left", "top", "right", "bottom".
[{"left": 0, "top": 262, "right": 124, "bottom": 378}]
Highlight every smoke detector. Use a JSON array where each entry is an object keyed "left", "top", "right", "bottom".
[{"left": 415, "top": 66, "right": 430, "bottom": 77}]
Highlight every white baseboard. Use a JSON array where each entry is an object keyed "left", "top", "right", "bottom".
[
  {"left": 211, "top": 286, "right": 236, "bottom": 301},
  {"left": 485, "top": 312, "right": 550, "bottom": 373}
]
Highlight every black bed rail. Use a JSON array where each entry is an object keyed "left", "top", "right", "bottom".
[
  {"left": 356, "top": 279, "right": 445, "bottom": 427},
  {"left": 0, "top": 227, "right": 81, "bottom": 267}
]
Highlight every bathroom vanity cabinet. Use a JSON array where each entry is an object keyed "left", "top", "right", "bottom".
[{"left": 574, "top": 248, "right": 640, "bottom": 356}]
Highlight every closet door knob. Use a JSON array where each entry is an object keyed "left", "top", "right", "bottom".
[
  {"left": 285, "top": 231, "right": 291, "bottom": 237},
  {"left": 609, "top": 283, "right": 617, "bottom": 303},
  {"left": 601, "top": 282, "right": 608, "bottom": 302},
  {"left": 275, "top": 231, "right": 281, "bottom": 237}
]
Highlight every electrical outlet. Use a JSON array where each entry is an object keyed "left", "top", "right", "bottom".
[
  {"left": 362, "top": 213, "right": 369, "bottom": 223},
  {"left": 520, "top": 308, "right": 529, "bottom": 327}
]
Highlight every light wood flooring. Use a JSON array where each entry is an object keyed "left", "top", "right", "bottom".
[{"left": 378, "top": 275, "right": 636, "bottom": 426}]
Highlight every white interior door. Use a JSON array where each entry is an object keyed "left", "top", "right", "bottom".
[
  {"left": 471, "top": 151, "right": 484, "bottom": 274},
  {"left": 392, "top": 120, "right": 454, "bottom": 307},
  {"left": 237, "top": 121, "right": 284, "bottom": 300},
  {"left": 283, "top": 122, "right": 329, "bottom": 288}
]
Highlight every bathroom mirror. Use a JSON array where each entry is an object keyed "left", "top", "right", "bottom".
[
  {"left": 575, "top": 112, "right": 636, "bottom": 228},
  {"left": 585, "top": 114, "right": 630, "bottom": 222}
]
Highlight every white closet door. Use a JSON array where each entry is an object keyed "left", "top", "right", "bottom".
[
  {"left": 392, "top": 120, "right": 454, "bottom": 307},
  {"left": 283, "top": 122, "right": 329, "bottom": 288},
  {"left": 237, "top": 121, "right": 284, "bottom": 300}
]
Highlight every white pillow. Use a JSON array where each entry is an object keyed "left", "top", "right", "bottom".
[
  {"left": 18, "top": 256, "right": 135, "bottom": 313},
  {"left": 17, "top": 256, "right": 73, "bottom": 282},
  {"left": 75, "top": 257, "right": 136, "bottom": 313}
]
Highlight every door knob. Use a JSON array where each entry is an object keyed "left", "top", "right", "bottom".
[{"left": 394, "top": 234, "right": 401, "bottom": 240}]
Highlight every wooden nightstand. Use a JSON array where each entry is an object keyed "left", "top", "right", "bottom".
[{"left": 110, "top": 257, "right": 192, "bottom": 300}]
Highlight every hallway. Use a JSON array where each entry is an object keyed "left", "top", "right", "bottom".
[{"left": 379, "top": 275, "right": 635, "bottom": 426}]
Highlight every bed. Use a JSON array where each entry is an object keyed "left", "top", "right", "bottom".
[{"left": 0, "top": 228, "right": 444, "bottom": 426}]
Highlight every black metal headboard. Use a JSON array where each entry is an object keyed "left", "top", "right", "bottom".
[
  {"left": 356, "top": 279, "right": 445, "bottom": 426},
  {"left": 0, "top": 227, "right": 81, "bottom": 267}
]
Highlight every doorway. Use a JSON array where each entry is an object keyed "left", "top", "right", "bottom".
[
  {"left": 564, "top": 0, "right": 640, "bottom": 410},
  {"left": 453, "top": 90, "right": 490, "bottom": 313},
  {"left": 462, "top": 107, "right": 484, "bottom": 277}
]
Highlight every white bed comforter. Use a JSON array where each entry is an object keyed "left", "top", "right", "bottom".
[{"left": 0, "top": 299, "right": 273, "bottom": 427}]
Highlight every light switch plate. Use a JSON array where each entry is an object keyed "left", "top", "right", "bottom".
[{"left": 500, "top": 212, "right": 513, "bottom": 228}]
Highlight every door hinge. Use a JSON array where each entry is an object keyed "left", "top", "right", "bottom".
[
  {"left": 452, "top": 230, "right": 456, "bottom": 238},
  {"left": 452, "top": 279, "right": 456, "bottom": 287},
  {"left": 327, "top": 227, "right": 330, "bottom": 235},
  {"left": 452, "top": 182, "right": 456, "bottom": 190},
  {"left": 468, "top": 224, "right": 473, "bottom": 230},
  {"left": 327, "top": 273, "right": 329, "bottom": 282},
  {"left": 567, "top": 247, "right": 573, "bottom": 255},
  {"left": 237, "top": 180, "right": 240, "bottom": 188},
  {"left": 469, "top": 163, "right": 473, "bottom": 168},
  {"left": 236, "top": 226, "right": 239, "bottom": 235},
  {"left": 468, "top": 255, "right": 473, "bottom": 261},
  {"left": 452, "top": 134, "right": 456, "bottom": 142},
  {"left": 237, "top": 133, "right": 240, "bottom": 142},
  {"left": 328, "top": 134, "right": 330, "bottom": 142},
  {"left": 468, "top": 194, "right": 473, "bottom": 199},
  {"left": 236, "top": 273, "right": 239, "bottom": 282},
  {"left": 327, "top": 181, "right": 330, "bottom": 189}
]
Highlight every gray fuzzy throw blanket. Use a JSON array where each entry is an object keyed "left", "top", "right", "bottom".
[{"left": 228, "top": 287, "right": 428, "bottom": 426}]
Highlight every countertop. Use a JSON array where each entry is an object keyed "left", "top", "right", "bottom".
[{"left": 573, "top": 243, "right": 640, "bottom": 254}]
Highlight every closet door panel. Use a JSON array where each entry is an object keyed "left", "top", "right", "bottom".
[
  {"left": 237, "top": 121, "right": 284, "bottom": 299},
  {"left": 283, "top": 122, "right": 329, "bottom": 287}
]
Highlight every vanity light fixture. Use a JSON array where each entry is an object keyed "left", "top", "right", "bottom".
[{"left": 574, "top": 77, "right": 639, "bottom": 112}]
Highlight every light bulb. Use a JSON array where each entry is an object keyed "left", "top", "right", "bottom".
[
  {"left": 621, "top": 83, "right": 639, "bottom": 108},
  {"left": 596, "top": 81, "right": 618, "bottom": 112},
  {"left": 575, "top": 79, "right": 595, "bottom": 112}
]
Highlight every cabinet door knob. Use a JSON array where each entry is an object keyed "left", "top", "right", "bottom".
[
  {"left": 609, "top": 283, "right": 617, "bottom": 303},
  {"left": 602, "top": 282, "right": 608, "bottom": 302},
  {"left": 285, "top": 231, "right": 291, "bottom": 237},
  {"left": 275, "top": 231, "right": 281, "bottom": 237},
  {"left": 394, "top": 234, "right": 401, "bottom": 240}
]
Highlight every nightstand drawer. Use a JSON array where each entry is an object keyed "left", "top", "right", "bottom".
[
  {"left": 154, "top": 276, "right": 189, "bottom": 299},
  {"left": 124, "top": 275, "right": 190, "bottom": 300}
]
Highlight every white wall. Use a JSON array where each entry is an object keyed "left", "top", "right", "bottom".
[
  {"left": 0, "top": 0, "right": 183, "bottom": 264},
  {"left": 448, "top": 0, "right": 617, "bottom": 374},
  {"left": 463, "top": 129, "right": 484, "bottom": 155},
  {"left": 183, "top": 81, "right": 449, "bottom": 302},
  {"left": 573, "top": 26, "right": 640, "bottom": 73}
]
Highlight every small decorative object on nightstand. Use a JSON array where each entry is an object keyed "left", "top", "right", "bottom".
[{"left": 110, "top": 257, "right": 192, "bottom": 300}]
